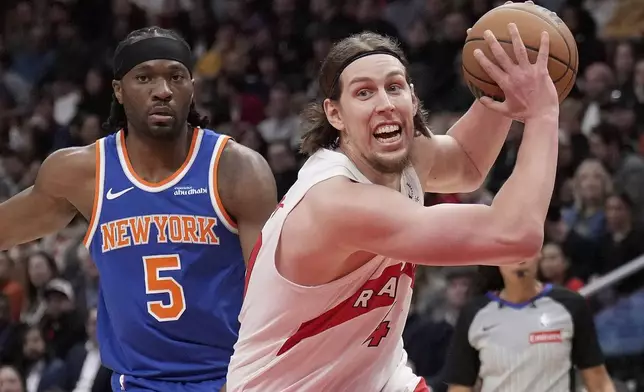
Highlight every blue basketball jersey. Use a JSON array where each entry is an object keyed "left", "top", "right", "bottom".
[{"left": 84, "top": 128, "right": 244, "bottom": 387}]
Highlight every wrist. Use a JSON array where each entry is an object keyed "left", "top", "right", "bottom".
[{"left": 525, "top": 108, "right": 559, "bottom": 124}]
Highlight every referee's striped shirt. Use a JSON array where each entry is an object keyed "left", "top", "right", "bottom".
[{"left": 442, "top": 284, "right": 604, "bottom": 392}]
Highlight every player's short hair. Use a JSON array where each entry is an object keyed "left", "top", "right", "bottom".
[
  {"left": 299, "top": 32, "right": 431, "bottom": 156},
  {"left": 103, "top": 26, "right": 208, "bottom": 133}
]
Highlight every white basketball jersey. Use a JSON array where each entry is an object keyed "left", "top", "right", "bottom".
[{"left": 226, "top": 149, "right": 424, "bottom": 392}]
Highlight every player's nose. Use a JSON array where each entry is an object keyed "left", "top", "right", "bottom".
[
  {"left": 374, "top": 89, "right": 395, "bottom": 113},
  {"left": 151, "top": 80, "right": 173, "bottom": 101}
]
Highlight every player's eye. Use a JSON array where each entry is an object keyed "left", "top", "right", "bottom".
[
  {"left": 387, "top": 84, "right": 403, "bottom": 92},
  {"left": 356, "top": 89, "right": 371, "bottom": 98},
  {"left": 136, "top": 75, "right": 150, "bottom": 83},
  {"left": 171, "top": 74, "right": 185, "bottom": 82}
]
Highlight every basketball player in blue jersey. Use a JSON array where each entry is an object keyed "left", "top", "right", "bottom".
[{"left": 0, "top": 27, "right": 277, "bottom": 392}]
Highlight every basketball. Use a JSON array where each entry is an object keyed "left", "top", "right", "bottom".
[{"left": 461, "top": 2, "right": 578, "bottom": 103}]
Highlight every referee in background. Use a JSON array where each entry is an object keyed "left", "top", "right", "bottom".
[{"left": 440, "top": 253, "right": 616, "bottom": 392}]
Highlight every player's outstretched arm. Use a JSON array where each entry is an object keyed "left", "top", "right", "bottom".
[
  {"left": 0, "top": 146, "right": 92, "bottom": 250},
  {"left": 217, "top": 141, "right": 277, "bottom": 264},
  {"left": 306, "top": 108, "right": 558, "bottom": 266}
]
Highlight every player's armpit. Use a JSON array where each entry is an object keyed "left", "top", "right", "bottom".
[
  {"left": 580, "top": 366, "right": 616, "bottom": 392},
  {"left": 412, "top": 132, "right": 482, "bottom": 194},
  {"left": 217, "top": 141, "right": 277, "bottom": 265},
  {"left": 412, "top": 102, "right": 512, "bottom": 195},
  {"left": 0, "top": 147, "right": 89, "bottom": 250},
  {"left": 309, "top": 177, "right": 542, "bottom": 266}
]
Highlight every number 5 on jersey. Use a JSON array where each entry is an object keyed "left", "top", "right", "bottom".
[{"left": 143, "top": 255, "right": 186, "bottom": 322}]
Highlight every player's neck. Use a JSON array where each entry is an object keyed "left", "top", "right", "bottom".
[
  {"left": 339, "top": 146, "right": 401, "bottom": 190},
  {"left": 500, "top": 281, "right": 543, "bottom": 304},
  {"left": 124, "top": 125, "right": 192, "bottom": 181}
]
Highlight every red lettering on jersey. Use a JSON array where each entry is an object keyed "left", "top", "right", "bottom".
[
  {"left": 365, "top": 321, "right": 390, "bottom": 347},
  {"left": 276, "top": 262, "right": 415, "bottom": 355},
  {"left": 244, "top": 233, "right": 263, "bottom": 298},
  {"left": 529, "top": 330, "right": 562, "bottom": 344}
]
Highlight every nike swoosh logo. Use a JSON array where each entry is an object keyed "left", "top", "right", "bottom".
[{"left": 106, "top": 187, "right": 134, "bottom": 200}]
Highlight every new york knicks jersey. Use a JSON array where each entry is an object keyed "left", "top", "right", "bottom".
[
  {"left": 227, "top": 149, "right": 423, "bottom": 392},
  {"left": 84, "top": 128, "right": 244, "bottom": 387}
]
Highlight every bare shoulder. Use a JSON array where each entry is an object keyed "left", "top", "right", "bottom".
[
  {"left": 36, "top": 143, "right": 97, "bottom": 199},
  {"left": 301, "top": 176, "right": 414, "bottom": 231},
  {"left": 217, "top": 140, "right": 277, "bottom": 220}
]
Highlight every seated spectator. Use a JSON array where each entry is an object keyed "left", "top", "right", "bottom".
[
  {"left": 403, "top": 267, "right": 475, "bottom": 380},
  {"left": 562, "top": 158, "right": 612, "bottom": 241},
  {"left": 0, "top": 365, "right": 25, "bottom": 392},
  {"left": 257, "top": 83, "right": 301, "bottom": 150},
  {"left": 16, "top": 326, "right": 66, "bottom": 392},
  {"left": 0, "top": 251, "right": 23, "bottom": 322},
  {"left": 0, "top": 293, "right": 22, "bottom": 365},
  {"left": 39, "top": 279, "right": 85, "bottom": 359},
  {"left": 539, "top": 242, "right": 585, "bottom": 291},
  {"left": 22, "top": 252, "right": 58, "bottom": 327},
  {"left": 65, "top": 308, "right": 111, "bottom": 392},
  {"left": 588, "top": 122, "right": 644, "bottom": 222},
  {"left": 598, "top": 192, "right": 644, "bottom": 295},
  {"left": 545, "top": 205, "right": 600, "bottom": 281},
  {"left": 267, "top": 142, "right": 299, "bottom": 199}
]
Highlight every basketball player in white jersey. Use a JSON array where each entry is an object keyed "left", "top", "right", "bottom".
[{"left": 228, "top": 16, "right": 559, "bottom": 392}]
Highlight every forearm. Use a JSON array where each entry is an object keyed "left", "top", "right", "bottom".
[
  {"left": 447, "top": 101, "right": 513, "bottom": 183},
  {"left": 491, "top": 114, "right": 559, "bottom": 228}
]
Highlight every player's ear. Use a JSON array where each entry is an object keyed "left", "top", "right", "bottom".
[
  {"left": 410, "top": 83, "right": 419, "bottom": 116},
  {"left": 323, "top": 98, "right": 345, "bottom": 131},
  {"left": 112, "top": 80, "right": 123, "bottom": 104}
]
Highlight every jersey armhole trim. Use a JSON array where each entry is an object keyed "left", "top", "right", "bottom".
[
  {"left": 269, "top": 170, "right": 382, "bottom": 293},
  {"left": 83, "top": 138, "right": 106, "bottom": 248},
  {"left": 209, "top": 135, "right": 238, "bottom": 234}
]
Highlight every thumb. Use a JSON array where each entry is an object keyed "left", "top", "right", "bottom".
[{"left": 478, "top": 96, "right": 508, "bottom": 114}]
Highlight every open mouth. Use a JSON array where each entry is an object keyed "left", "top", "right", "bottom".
[{"left": 373, "top": 124, "right": 402, "bottom": 144}]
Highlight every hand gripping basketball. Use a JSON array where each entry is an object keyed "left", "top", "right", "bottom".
[{"left": 472, "top": 3, "right": 560, "bottom": 121}]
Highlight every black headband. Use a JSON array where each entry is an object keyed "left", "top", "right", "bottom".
[
  {"left": 113, "top": 36, "right": 194, "bottom": 80},
  {"left": 326, "top": 49, "right": 404, "bottom": 98}
]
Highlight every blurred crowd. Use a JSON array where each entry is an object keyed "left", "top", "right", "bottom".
[{"left": 0, "top": 0, "right": 643, "bottom": 391}]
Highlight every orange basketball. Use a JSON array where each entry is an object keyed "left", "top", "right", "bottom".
[{"left": 461, "top": 2, "right": 578, "bottom": 103}]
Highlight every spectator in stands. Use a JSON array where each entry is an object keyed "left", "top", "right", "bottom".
[
  {"left": 545, "top": 205, "right": 599, "bottom": 281},
  {"left": 404, "top": 267, "right": 475, "bottom": 382},
  {"left": 588, "top": 123, "right": 644, "bottom": 221},
  {"left": 0, "top": 365, "right": 25, "bottom": 392},
  {"left": 598, "top": 192, "right": 644, "bottom": 295},
  {"left": 65, "top": 308, "right": 111, "bottom": 392},
  {"left": 539, "top": 242, "right": 585, "bottom": 291},
  {"left": 39, "top": 279, "right": 85, "bottom": 359},
  {"left": 612, "top": 42, "right": 635, "bottom": 91},
  {"left": 71, "top": 244, "right": 98, "bottom": 318},
  {"left": 355, "top": 0, "right": 400, "bottom": 40},
  {"left": 633, "top": 58, "right": 644, "bottom": 122},
  {"left": 562, "top": 158, "right": 612, "bottom": 241},
  {"left": 580, "top": 63, "right": 615, "bottom": 135},
  {"left": 0, "top": 293, "right": 22, "bottom": 365},
  {"left": 0, "top": 252, "right": 23, "bottom": 322},
  {"left": 22, "top": 252, "right": 58, "bottom": 327},
  {"left": 267, "top": 142, "right": 299, "bottom": 199},
  {"left": 257, "top": 82, "right": 300, "bottom": 150},
  {"left": 17, "top": 326, "right": 66, "bottom": 392}
]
